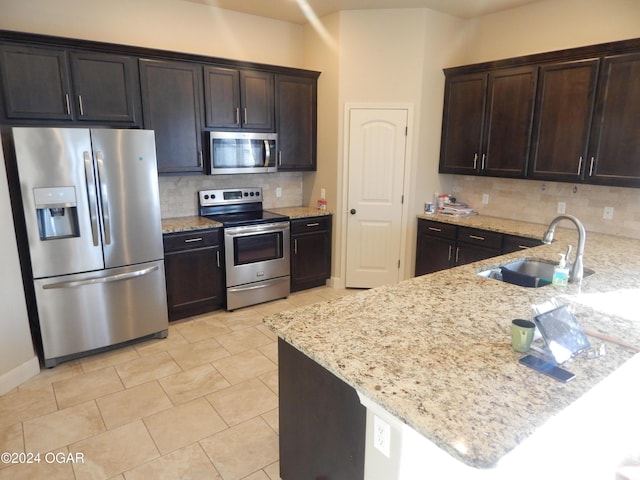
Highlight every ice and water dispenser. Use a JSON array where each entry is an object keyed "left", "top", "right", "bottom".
[{"left": 33, "top": 187, "right": 80, "bottom": 240}]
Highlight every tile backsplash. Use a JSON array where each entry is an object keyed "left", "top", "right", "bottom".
[
  {"left": 452, "top": 176, "right": 640, "bottom": 240},
  {"left": 158, "top": 172, "right": 303, "bottom": 218}
]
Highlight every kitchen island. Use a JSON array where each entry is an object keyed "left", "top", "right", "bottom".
[{"left": 264, "top": 215, "right": 640, "bottom": 479}]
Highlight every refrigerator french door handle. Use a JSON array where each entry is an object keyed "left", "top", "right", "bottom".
[
  {"left": 42, "top": 265, "right": 159, "bottom": 290},
  {"left": 83, "top": 151, "right": 100, "bottom": 246},
  {"left": 95, "top": 151, "right": 112, "bottom": 245},
  {"left": 264, "top": 140, "right": 271, "bottom": 167}
]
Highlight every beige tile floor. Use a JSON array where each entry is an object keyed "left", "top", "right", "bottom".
[{"left": 0, "top": 286, "right": 355, "bottom": 480}]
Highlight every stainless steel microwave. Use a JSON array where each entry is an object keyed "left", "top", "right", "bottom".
[{"left": 209, "top": 131, "right": 278, "bottom": 174}]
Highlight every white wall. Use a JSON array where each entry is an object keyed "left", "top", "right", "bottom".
[
  {"left": 0, "top": 142, "right": 39, "bottom": 394},
  {"left": 0, "top": 0, "right": 305, "bottom": 67}
]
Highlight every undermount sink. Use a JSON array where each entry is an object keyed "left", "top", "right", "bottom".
[{"left": 477, "top": 258, "right": 594, "bottom": 288}]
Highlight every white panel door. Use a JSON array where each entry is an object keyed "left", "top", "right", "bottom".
[{"left": 346, "top": 108, "right": 408, "bottom": 288}]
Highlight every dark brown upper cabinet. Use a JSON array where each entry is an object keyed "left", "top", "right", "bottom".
[
  {"left": 0, "top": 43, "right": 140, "bottom": 124},
  {"left": 587, "top": 52, "right": 640, "bottom": 187},
  {"left": 69, "top": 51, "right": 140, "bottom": 124},
  {"left": 275, "top": 74, "right": 317, "bottom": 171},
  {"left": 439, "top": 66, "right": 536, "bottom": 178},
  {"left": 139, "top": 59, "right": 204, "bottom": 174},
  {"left": 438, "top": 72, "right": 487, "bottom": 175},
  {"left": 528, "top": 59, "right": 600, "bottom": 182},
  {"left": 204, "top": 66, "right": 274, "bottom": 131}
]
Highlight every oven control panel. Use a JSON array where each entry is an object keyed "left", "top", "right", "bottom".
[{"left": 199, "top": 188, "right": 262, "bottom": 206}]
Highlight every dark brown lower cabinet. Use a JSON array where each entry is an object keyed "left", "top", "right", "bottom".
[
  {"left": 290, "top": 215, "right": 332, "bottom": 292},
  {"left": 279, "top": 338, "right": 366, "bottom": 480},
  {"left": 163, "top": 229, "right": 224, "bottom": 321}
]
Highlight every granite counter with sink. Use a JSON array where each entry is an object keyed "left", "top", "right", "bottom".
[{"left": 264, "top": 214, "right": 640, "bottom": 477}]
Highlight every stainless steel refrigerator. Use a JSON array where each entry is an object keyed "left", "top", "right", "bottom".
[{"left": 13, "top": 127, "right": 168, "bottom": 367}]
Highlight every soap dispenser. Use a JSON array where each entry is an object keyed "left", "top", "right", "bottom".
[{"left": 552, "top": 253, "right": 569, "bottom": 286}]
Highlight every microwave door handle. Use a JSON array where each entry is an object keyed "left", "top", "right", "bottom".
[{"left": 264, "top": 140, "right": 271, "bottom": 167}]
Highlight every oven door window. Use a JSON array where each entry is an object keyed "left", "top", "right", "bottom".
[{"left": 234, "top": 231, "right": 283, "bottom": 265}]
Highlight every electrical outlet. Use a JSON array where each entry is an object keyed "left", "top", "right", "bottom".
[
  {"left": 320, "top": 188, "right": 326, "bottom": 199},
  {"left": 373, "top": 415, "right": 391, "bottom": 458},
  {"left": 276, "top": 187, "right": 282, "bottom": 198},
  {"left": 557, "top": 202, "right": 566, "bottom": 214},
  {"left": 603, "top": 206, "right": 614, "bottom": 220},
  {"left": 482, "top": 193, "right": 489, "bottom": 205}
]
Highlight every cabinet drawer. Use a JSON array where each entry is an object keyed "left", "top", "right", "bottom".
[
  {"left": 163, "top": 229, "right": 220, "bottom": 253},
  {"left": 418, "top": 219, "right": 457, "bottom": 239},
  {"left": 291, "top": 215, "right": 332, "bottom": 235},
  {"left": 457, "top": 227, "right": 502, "bottom": 250},
  {"left": 502, "top": 234, "right": 541, "bottom": 253}
]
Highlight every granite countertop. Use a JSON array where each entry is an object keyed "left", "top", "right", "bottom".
[
  {"left": 263, "top": 214, "right": 640, "bottom": 469},
  {"left": 161, "top": 216, "right": 222, "bottom": 234},
  {"left": 267, "top": 206, "right": 332, "bottom": 218}
]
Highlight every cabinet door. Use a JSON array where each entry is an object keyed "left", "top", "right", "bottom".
[
  {"left": 529, "top": 59, "right": 599, "bottom": 182},
  {"left": 502, "top": 235, "right": 541, "bottom": 254},
  {"left": 439, "top": 72, "right": 487, "bottom": 174},
  {"left": 240, "top": 70, "right": 274, "bottom": 131},
  {"left": 415, "top": 234, "right": 455, "bottom": 276},
  {"left": 587, "top": 52, "right": 640, "bottom": 187},
  {"left": 455, "top": 243, "right": 500, "bottom": 266},
  {"left": 139, "top": 59, "right": 204, "bottom": 174},
  {"left": 0, "top": 44, "right": 73, "bottom": 120},
  {"left": 69, "top": 51, "right": 140, "bottom": 124},
  {"left": 204, "top": 66, "right": 241, "bottom": 128},
  {"left": 164, "top": 245, "right": 223, "bottom": 321},
  {"left": 482, "top": 66, "right": 537, "bottom": 177},
  {"left": 276, "top": 75, "right": 317, "bottom": 171}
]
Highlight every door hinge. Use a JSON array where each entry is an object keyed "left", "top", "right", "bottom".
[
  {"left": 401, "top": 194, "right": 404, "bottom": 204},
  {"left": 405, "top": 126, "right": 408, "bottom": 136},
  {"left": 397, "top": 259, "right": 401, "bottom": 268}
]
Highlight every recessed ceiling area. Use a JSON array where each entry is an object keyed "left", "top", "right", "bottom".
[{"left": 184, "top": 0, "right": 542, "bottom": 24}]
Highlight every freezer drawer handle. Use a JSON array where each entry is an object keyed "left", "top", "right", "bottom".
[
  {"left": 42, "top": 265, "right": 159, "bottom": 289},
  {"left": 83, "top": 151, "right": 100, "bottom": 246},
  {"left": 96, "top": 151, "right": 112, "bottom": 244}
]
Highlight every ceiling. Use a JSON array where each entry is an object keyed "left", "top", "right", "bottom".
[{"left": 184, "top": 0, "right": 542, "bottom": 24}]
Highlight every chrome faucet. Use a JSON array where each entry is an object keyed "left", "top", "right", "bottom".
[{"left": 542, "top": 214, "right": 586, "bottom": 284}]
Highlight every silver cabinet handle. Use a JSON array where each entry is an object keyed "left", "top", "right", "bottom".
[
  {"left": 235, "top": 107, "right": 240, "bottom": 126},
  {"left": 216, "top": 250, "right": 221, "bottom": 268},
  {"left": 83, "top": 151, "right": 100, "bottom": 246},
  {"left": 481, "top": 153, "right": 486, "bottom": 170},
  {"left": 455, "top": 247, "right": 460, "bottom": 263},
  {"left": 184, "top": 237, "right": 203, "bottom": 243},
  {"left": 577, "top": 156, "right": 583, "bottom": 175},
  {"left": 198, "top": 151, "right": 203, "bottom": 167},
  {"left": 428, "top": 227, "right": 442, "bottom": 232},
  {"left": 95, "top": 151, "right": 111, "bottom": 245},
  {"left": 243, "top": 107, "right": 248, "bottom": 125},
  {"left": 278, "top": 151, "right": 282, "bottom": 166},
  {"left": 469, "top": 235, "right": 485, "bottom": 241},
  {"left": 589, "top": 156, "right": 595, "bottom": 176},
  {"left": 473, "top": 153, "right": 478, "bottom": 169},
  {"left": 294, "top": 238, "right": 298, "bottom": 255},
  {"left": 306, "top": 222, "right": 320, "bottom": 227},
  {"left": 64, "top": 93, "right": 71, "bottom": 115},
  {"left": 448, "top": 245, "right": 452, "bottom": 262},
  {"left": 78, "top": 95, "right": 85, "bottom": 116}
]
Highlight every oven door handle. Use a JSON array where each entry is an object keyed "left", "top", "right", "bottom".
[{"left": 224, "top": 222, "right": 289, "bottom": 237}]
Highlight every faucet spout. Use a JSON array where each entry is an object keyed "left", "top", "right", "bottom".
[{"left": 542, "top": 214, "right": 586, "bottom": 284}]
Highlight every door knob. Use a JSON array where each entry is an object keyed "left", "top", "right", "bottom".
[{"left": 350, "top": 209, "right": 356, "bottom": 215}]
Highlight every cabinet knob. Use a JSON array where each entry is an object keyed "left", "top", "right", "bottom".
[{"left": 350, "top": 209, "right": 357, "bottom": 215}]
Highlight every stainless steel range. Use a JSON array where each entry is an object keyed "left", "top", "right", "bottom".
[{"left": 199, "top": 187, "right": 290, "bottom": 310}]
